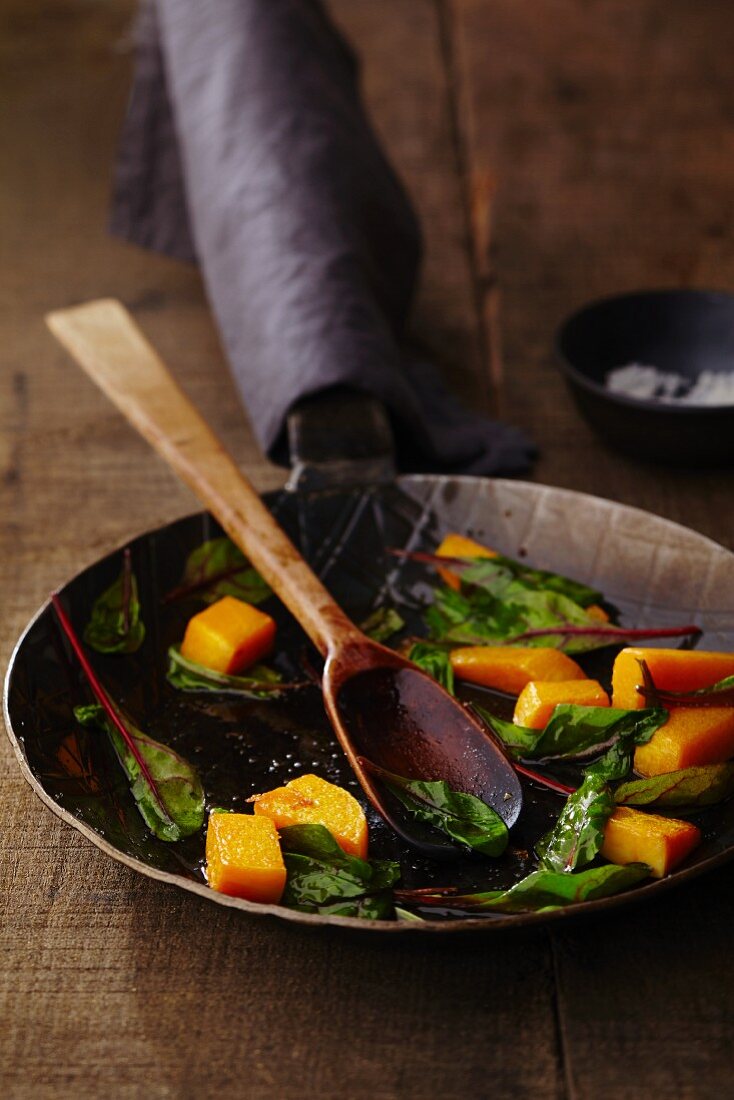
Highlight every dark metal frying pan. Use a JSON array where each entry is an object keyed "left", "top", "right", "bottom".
[{"left": 5, "top": 312, "right": 734, "bottom": 932}]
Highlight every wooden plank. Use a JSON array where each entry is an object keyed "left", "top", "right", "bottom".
[
  {"left": 447, "top": 0, "right": 734, "bottom": 548},
  {"left": 0, "top": 841, "right": 563, "bottom": 1098},
  {"left": 0, "top": 3, "right": 563, "bottom": 1098},
  {"left": 550, "top": 868, "right": 734, "bottom": 1099},
  {"left": 331, "top": 0, "right": 488, "bottom": 411},
  {"left": 0, "top": 0, "right": 284, "bottom": 581},
  {"left": 449, "top": 1, "right": 734, "bottom": 1094}
]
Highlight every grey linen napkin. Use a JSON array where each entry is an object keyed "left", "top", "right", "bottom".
[{"left": 111, "top": 0, "right": 536, "bottom": 474}]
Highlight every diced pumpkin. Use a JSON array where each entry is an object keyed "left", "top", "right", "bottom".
[
  {"left": 251, "top": 773, "right": 368, "bottom": 859},
  {"left": 634, "top": 707, "right": 734, "bottom": 776},
  {"left": 180, "top": 594, "right": 276, "bottom": 675},
  {"left": 601, "top": 807, "right": 701, "bottom": 878},
  {"left": 450, "top": 646, "right": 586, "bottom": 694},
  {"left": 612, "top": 647, "right": 734, "bottom": 710},
  {"left": 586, "top": 604, "right": 610, "bottom": 623},
  {"left": 513, "top": 679, "right": 609, "bottom": 729},
  {"left": 205, "top": 812, "right": 286, "bottom": 902},
  {"left": 435, "top": 533, "right": 497, "bottom": 590}
]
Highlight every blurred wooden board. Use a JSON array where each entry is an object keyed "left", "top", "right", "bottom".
[
  {"left": 448, "top": 2, "right": 734, "bottom": 1096},
  {"left": 447, "top": 0, "right": 734, "bottom": 546},
  {"left": 1, "top": 0, "right": 733, "bottom": 1097}
]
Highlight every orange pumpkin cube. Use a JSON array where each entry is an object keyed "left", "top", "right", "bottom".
[
  {"left": 586, "top": 604, "right": 610, "bottom": 623},
  {"left": 450, "top": 646, "right": 586, "bottom": 694},
  {"left": 435, "top": 533, "right": 497, "bottom": 590},
  {"left": 612, "top": 648, "right": 734, "bottom": 710},
  {"left": 513, "top": 679, "right": 609, "bottom": 729},
  {"left": 634, "top": 707, "right": 734, "bottom": 776},
  {"left": 205, "top": 813, "right": 286, "bottom": 903},
  {"left": 180, "top": 595, "right": 276, "bottom": 674},
  {"left": 251, "top": 774, "right": 368, "bottom": 859},
  {"left": 601, "top": 807, "right": 701, "bottom": 878}
]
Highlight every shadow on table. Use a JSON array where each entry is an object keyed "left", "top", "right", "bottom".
[{"left": 121, "top": 859, "right": 734, "bottom": 1099}]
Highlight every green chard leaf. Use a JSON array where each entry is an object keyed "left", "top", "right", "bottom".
[
  {"left": 74, "top": 703, "right": 205, "bottom": 842},
  {"left": 308, "top": 894, "right": 397, "bottom": 920},
  {"left": 361, "top": 760, "right": 508, "bottom": 857},
  {"left": 407, "top": 642, "right": 456, "bottom": 695},
  {"left": 394, "top": 906, "right": 426, "bottom": 923},
  {"left": 83, "top": 549, "right": 145, "bottom": 654},
  {"left": 531, "top": 705, "right": 668, "bottom": 872},
  {"left": 424, "top": 556, "right": 608, "bottom": 653},
  {"left": 166, "top": 645, "right": 285, "bottom": 698},
  {"left": 473, "top": 709, "right": 540, "bottom": 758},
  {"left": 615, "top": 764, "right": 734, "bottom": 809},
  {"left": 360, "top": 606, "right": 406, "bottom": 644},
  {"left": 583, "top": 707, "right": 669, "bottom": 782},
  {"left": 279, "top": 824, "right": 400, "bottom": 920},
  {"left": 589, "top": 740, "right": 638, "bottom": 783},
  {"left": 536, "top": 771, "right": 616, "bottom": 872},
  {"left": 537, "top": 706, "right": 665, "bottom": 758},
  {"left": 638, "top": 671, "right": 734, "bottom": 708},
  {"left": 480, "top": 554, "right": 603, "bottom": 607},
  {"left": 705, "top": 674, "right": 734, "bottom": 691},
  {"left": 166, "top": 537, "right": 271, "bottom": 605},
  {"left": 478, "top": 705, "right": 668, "bottom": 763},
  {"left": 434, "top": 863, "right": 650, "bottom": 913}
]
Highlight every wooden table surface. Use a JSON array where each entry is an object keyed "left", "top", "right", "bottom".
[{"left": 2, "top": 2, "right": 733, "bottom": 1096}]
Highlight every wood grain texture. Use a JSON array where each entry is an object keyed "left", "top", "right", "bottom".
[
  {"left": 448, "top": 1, "right": 734, "bottom": 1095},
  {"left": 550, "top": 864, "right": 734, "bottom": 1099},
  {"left": 45, "top": 300, "right": 359, "bottom": 655},
  {"left": 447, "top": 0, "right": 734, "bottom": 547},
  {"left": 331, "top": 0, "right": 490, "bottom": 411},
  {"left": 1, "top": 2, "right": 560, "bottom": 1098},
  {"left": 3, "top": 0, "right": 734, "bottom": 1096}
]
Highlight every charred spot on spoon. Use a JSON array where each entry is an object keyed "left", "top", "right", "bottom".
[{"left": 336, "top": 665, "right": 522, "bottom": 829}]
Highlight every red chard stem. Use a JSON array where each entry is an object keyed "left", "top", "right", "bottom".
[
  {"left": 513, "top": 763, "right": 575, "bottom": 795},
  {"left": 162, "top": 563, "right": 245, "bottom": 604},
  {"left": 51, "top": 593, "right": 172, "bottom": 822},
  {"left": 389, "top": 548, "right": 468, "bottom": 570}
]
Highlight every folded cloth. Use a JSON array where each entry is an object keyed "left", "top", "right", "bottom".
[{"left": 111, "top": 0, "right": 536, "bottom": 475}]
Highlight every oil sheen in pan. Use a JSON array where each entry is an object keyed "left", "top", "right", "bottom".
[{"left": 5, "top": 475, "right": 734, "bottom": 931}]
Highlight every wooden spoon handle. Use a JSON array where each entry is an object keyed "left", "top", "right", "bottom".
[{"left": 46, "top": 298, "right": 358, "bottom": 655}]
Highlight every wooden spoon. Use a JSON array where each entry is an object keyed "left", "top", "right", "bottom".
[{"left": 46, "top": 299, "right": 522, "bottom": 857}]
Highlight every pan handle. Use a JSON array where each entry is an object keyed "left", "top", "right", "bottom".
[{"left": 286, "top": 387, "right": 396, "bottom": 491}]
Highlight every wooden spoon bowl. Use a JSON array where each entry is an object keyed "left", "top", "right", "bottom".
[
  {"left": 325, "top": 638, "right": 522, "bottom": 856},
  {"left": 46, "top": 299, "right": 522, "bottom": 857}
]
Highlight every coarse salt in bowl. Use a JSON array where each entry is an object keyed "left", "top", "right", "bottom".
[{"left": 556, "top": 289, "right": 734, "bottom": 466}]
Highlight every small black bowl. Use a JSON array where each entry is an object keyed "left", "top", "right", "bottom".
[{"left": 557, "top": 289, "right": 734, "bottom": 465}]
